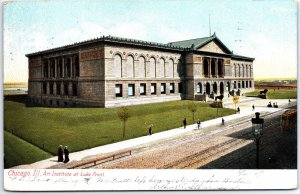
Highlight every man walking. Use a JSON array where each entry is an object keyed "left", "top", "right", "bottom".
[
  {"left": 183, "top": 117, "right": 187, "bottom": 129},
  {"left": 57, "top": 145, "right": 64, "bottom": 162},
  {"left": 64, "top": 146, "right": 70, "bottom": 163},
  {"left": 196, "top": 119, "right": 201, "bottom": 129}
]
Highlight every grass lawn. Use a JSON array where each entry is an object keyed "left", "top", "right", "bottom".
[
  {"left": 245, "top": 89, "right": 297, "bottom": 99},
  {"left": 4, "top": 100, "right": 235, "bottom": 166},
  {"left": 4, "top": 131, "right": 52, "bottom": 168}
]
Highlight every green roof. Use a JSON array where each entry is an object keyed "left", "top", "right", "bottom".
[
  {"left": 168, "top": 36, "right": 213, "bottom": 48},
  {"left": 168, "top": 33, "right": 232, "bottom": 54}
]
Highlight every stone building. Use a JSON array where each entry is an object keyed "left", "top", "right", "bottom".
[{"left": 26, "top": 33, "right": 254, "bottom": 107}]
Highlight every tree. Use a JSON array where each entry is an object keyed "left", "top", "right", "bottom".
[
  {"left": 187, "top": 102, "right": 197, "bottom": 123},
  {"left": 117, "top": 106, "right": 130, "bottom": 138},
  {"left": 233, "top": 95, "right": 239, "bottom": 113}
]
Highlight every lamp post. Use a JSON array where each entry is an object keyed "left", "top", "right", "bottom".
[{"left": 251, "top": 112, "right": 264, "bottom": 169}]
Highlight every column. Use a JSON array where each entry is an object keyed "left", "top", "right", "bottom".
[
  {"left": 46, "top": 82, "right": 50, "bottom": 95},
  {"left": 53, "top": 82, "right": 57, "bottom": 95},
  {"left": 215, "top": 59, "right": 218, "bottom": 78},
  {"left": 68, "top": 82, "right": 73, "bottom": 97},
  {"left": 70, "top": 57, "right": 73, "bottom": 78},
  {"left": 208, "top": 58, "right": 211, "bottom": 78},
  {"left": 61, "top": 82, "right": 64, "bottom": 95},
  {"left": 62, "top": 57, "right": 65, "bottom": 78},
  {"left": 42, "top": 61, "right": 44, "bottom": 78},
  {"left": 54, "top": 58, "right": 57, "bottom": 78},
  {"left": 48, "top": 59, "right": 50, "bottom": 78},
  {"left": 222, "top": 60, "right": 225, "bottom": 78},
  {"left": 73, "top": 62, "right": 76, "bottom": 77}
]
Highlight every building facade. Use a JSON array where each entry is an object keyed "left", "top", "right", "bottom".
[{"left": 26, "top": 33, "right": 254, "bottom": 107}]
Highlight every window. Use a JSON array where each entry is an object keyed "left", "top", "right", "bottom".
[
  {"left": 43, "top": 83, "right": 47, "bottom": 94},
  {"left": 128, "top": 84, "right": 135, "bottom": 96},
  {"left": 115, "top": 84, "right": 122, "bottom": 97},
  {"left": 161, "top": 83, "right": 166, "bottom": 94},
  {"left": 151, "top": 83, "right": 156, "bottom": 95},
  {"left": 170, "top": 83, "right": 175, "bottom": 93},
  {"left": 114, "top": 54, "right": 122, "bottom": 78},
  {"left": 57, "top": 82, "right": 61, "bottom": 95},
  {"left": 64, "top": 83, "right": 69, "bottom": 96},
  {"left": 196, "top": 83, "right": 201, "bottom": 93},
  {"left": 140, "top": 83, "right": 146, "bottom": 95},
  {"left": 72, "top": 83, "right": 78, "bottom": 96},
  {"left": 178, "top": 82, "right": 183, "bottom": 93},
  {"left": 49, "top": 82, "right": 54, "bottom": 95}
]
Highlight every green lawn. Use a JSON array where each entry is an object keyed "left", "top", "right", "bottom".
[
  {"left": 4, "top": 100, "right": 235, "bottom": 166},
  {"left": 4, "top": 131, "right": 52, "bottom": 168},
  {"left": 245, "top": 89, "right": 297, "bottom": 99}
]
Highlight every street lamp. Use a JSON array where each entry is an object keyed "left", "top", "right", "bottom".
[{"left": 251, "top": 112, "right": 264, "bottom": 169}]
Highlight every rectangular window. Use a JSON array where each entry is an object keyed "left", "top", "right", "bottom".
[
  {"left": 115, "top": 84, "right": 122, "bottom": 97},
  {"left": 151, "top": 83, "right": 156, "bottom": 95},
  {"left": 57, "top": 83, "right": 61, "bottom": 95},
  {"left": 140, "top": 83, "right": 146, "bottom": 95},
  {"left": 170, "top": 83, "right": 175, "bottom": 93},
  {"left": 64, "top": 83, "right": 69, "bottom": 96},
  {"left": 43, "top": 83, "right": 47, "bottom": 94},
  {"left": 178, "top": 82, "right": 183, "bottom": 93},
  {"left": 49, "top": 82, "right": 54, "bottom": 95},
  {"left": 161, "top": 83, "right": 166, "bottom": 94},
  {"left": 128, "top": 84, "right": 135, "bottom": 96},
  {"left": 72, "top": 83, "right": 78, "bottom": 96}
]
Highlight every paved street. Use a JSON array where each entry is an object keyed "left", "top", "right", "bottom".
[{"left": 12, "top": 98, "right": 296, "bottom": 169}]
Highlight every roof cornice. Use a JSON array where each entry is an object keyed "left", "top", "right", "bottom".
[{"left": 26, "top": 35, "right": 185, "bottom": 57}]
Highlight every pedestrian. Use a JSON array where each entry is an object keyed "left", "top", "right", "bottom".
[
  {"left": 57, "top": 145, "right": 64, "bottom": 162},
  {"left": 222, "top": 118, "right": 225, "bottom": 126},
  {"left": 63, "top": 146, "right": 69, "bottom": 163},
  {"left": 183, "top": 117, "right": 187, "bottom": 129},
  {"left": 288, "top": 99, "right": 291, "bottom": 103},
  {"left": 196, "top": 119, "right": 201, "bottom": 129},
  {"left": 252, "top": 104, "right": 255, "bottom": 111},
  {"left": 237, "top": 107, "right": 240, "bottom": 114},
  {"left": 148, "top": 126, "right": 152, "bottom": 135}
]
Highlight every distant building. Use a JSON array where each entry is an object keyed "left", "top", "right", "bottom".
[{"left": 26, "top": 33, "right": 254, "bottom": 107}]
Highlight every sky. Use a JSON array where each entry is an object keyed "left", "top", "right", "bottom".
[{"left": 3, "top": 0, "right": 298, "bottom": 83}]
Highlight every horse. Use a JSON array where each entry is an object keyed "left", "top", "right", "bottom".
[
  {"left": 260, "top": 89, "right": 268, "bottom": 95},
  {"left": 215, "top": 94, "right": 224, "bottom": 101}
]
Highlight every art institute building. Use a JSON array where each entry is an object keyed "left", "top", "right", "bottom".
[{"left": 26, "top": 33, "right": 254, "bottom": 107}]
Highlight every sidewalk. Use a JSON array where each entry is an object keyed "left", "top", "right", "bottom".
[{"left": 13, "top": 98, "right": 296, "bottom": 169}]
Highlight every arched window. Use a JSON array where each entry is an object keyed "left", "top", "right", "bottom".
[
  {"left": 220, "top": 82, "right": 224, "bottom": 94},
  {"left": 127, "top": 55, "right": 134, "bottom": 78},
  {"left": 213, "top": 82, "right": 218, "bottom": 93},
  {"left": 158, "top": 58, "right": 165, "bottom": 78},
  {"left": 196, "top": 82, "right": 202, "bottom": 94},
  {"left": 138, "top": 56, "right": 146, "bottom": 78},
  {"left": 168, "top": 59, "right": 174, "bottom": 78},
  {"left": 113, "top": 54, "right": 122, "bottom": 78},
  {"left": 149, "top": 57, "right": 156, "bottom": 78},
  {"left": 204, "top": 58, "right": 209, "bottom": 77}
]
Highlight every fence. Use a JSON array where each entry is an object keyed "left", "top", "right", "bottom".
[{"left": 68, "top": 150, "right": 132, "bottom": 169}]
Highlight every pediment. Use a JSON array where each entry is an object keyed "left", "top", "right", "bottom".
[{"left": 197, "top": 40, "right": 227, "bottom": 54}]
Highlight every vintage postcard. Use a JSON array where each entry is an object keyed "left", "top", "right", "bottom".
[{"left": 2, "top": 0, "right": 298, "bottom": 191}]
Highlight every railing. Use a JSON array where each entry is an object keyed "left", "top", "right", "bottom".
[{"left": 68, "top": 150, "right": 132, "bottom": 169}]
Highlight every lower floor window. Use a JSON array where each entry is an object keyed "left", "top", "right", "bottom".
[
  {"left": 140, "top": 83, "right": 146, "bottom": 95},
  {"left": 128, "top": 84, "right": 135, "bottom": 96},
  {"left": 151, "top": 83, "right": 156, "bottom": 95},
  {"left": 115, "top": 84, "right": 122, "bottom": 97},
  {"left": 170, "top": 83, "right": 175, "bottom": 93},
  {"left": 161, "top": 83, "right": 166, "bottom": 94}
]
